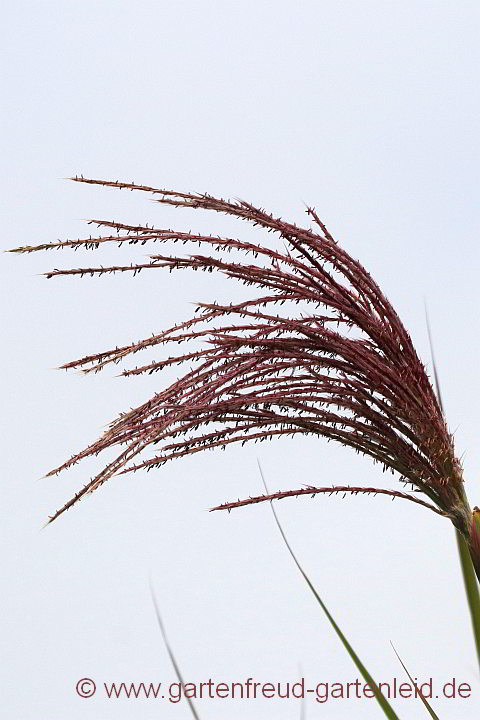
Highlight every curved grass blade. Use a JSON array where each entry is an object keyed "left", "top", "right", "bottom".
[
  {"left": 257, "top": 461, "right": 400, "bottom": 720},
  {"left": 150, "top": 581, "right": 201, "bottom": 720},
  {"left": 298, "top": 663, "right": 306, "bottom": 720},
  {"left": 424, "top": 306, "right": 480, "bottom": 668},
  {"left": 390, "top": 642, "right": 439, "bottom": 719}
]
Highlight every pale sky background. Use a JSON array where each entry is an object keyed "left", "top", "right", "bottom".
[{"left": 1, "top": 2, "right": 479, "bottom": 718}]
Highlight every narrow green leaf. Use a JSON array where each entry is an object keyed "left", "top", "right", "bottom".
[
  {"left": 390, "top": 643, "right": 440, "bottom": 719},
  {"left": 298, "top": 663, "right": 306, "bottom": 720},
  {"left": 424, "top": 306, "right": 480, "bottom": 668},
  {"left": 455, "top": 530, "right": 480, "bottom": 666},
  {"left": 150, "top": 581, "right": 201, "bottom": 720},
  {"left": 258, "top": 461, "right": 400, "bottom": 720}
]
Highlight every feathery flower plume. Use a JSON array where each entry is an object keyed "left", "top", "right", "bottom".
[{"left": 10, "top": 177, "right": 479, "bottom": 579}]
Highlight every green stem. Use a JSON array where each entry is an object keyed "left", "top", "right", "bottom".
[{"left": 455, "top": 529, "right": 480, "bottom": 670}]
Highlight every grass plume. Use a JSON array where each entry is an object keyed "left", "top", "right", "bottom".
[{"left": 11, "top": 177, "right": 480, "bottom": 582}]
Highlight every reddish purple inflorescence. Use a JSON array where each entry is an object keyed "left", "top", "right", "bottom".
[{"left": 10, "top": 177, "right": 479, "bottom": 578}]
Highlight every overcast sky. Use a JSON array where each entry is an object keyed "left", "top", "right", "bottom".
[{"left": 1, "top": 2, "right": 479, "bottom": 718}]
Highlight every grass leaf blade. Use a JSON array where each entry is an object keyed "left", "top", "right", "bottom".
[
  {"left": 455, "top": 530, "right": 480, "bottom": 667},
  {"left": 150, "top": 581, "right": 201, "bottom": 720},
  {"left": 258, "top": 461, "right": 400, "bottom": 720},
  {"left": 424, "top": 306, "right": 480, "bottom": 668},
  {"left": 390, "top": 642, "right": 440, "bottom": 719}
]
